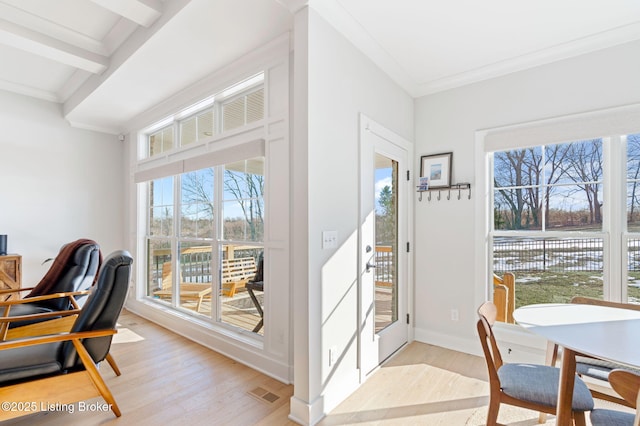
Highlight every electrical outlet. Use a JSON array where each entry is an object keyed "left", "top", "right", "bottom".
[
  {"left": 451, "top": 309, "right": 459, "bottom": 321},
  {"left": 322, "top": 231, "right": 338, "bottom": 249}
]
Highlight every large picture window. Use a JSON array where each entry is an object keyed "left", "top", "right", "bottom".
[
  {"left": 490, "top": 134, "right": 640, "bottom": 323},
  {"left": 139, "top": 74, "right": 267, "bottom": 335},
  {"left": 145, "top": 159, "right": 265, "bottom": 334}
]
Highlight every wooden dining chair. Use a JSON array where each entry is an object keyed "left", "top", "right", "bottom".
[
  {"left": 590, "top": 369, "right": 640, "bottom": 426},
  {"left": 477, "top": 301, "right": 594, "bottom": 426}
]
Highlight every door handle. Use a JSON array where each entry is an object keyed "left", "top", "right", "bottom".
[{"left": 366, "top": 261, "right": 376, "bottom": 273}]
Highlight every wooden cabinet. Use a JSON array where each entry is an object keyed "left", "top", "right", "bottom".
[{"left": 0, "top": 255, "right": 21, "bottom": 300}]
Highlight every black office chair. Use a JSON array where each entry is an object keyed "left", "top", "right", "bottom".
[{"left": 0, "top": 250, "right": 132, "bottom": 421}]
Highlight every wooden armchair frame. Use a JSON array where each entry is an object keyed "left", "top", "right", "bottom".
[
  {"left": 0, "top": 249, "right": 132, "bottom": 421},
  {"left": 0, "top": 289, "right": 87, "bottom": 337},
  {"left": 0, "top": 290, "right": 121, "bottom": 376},
  {"left": 0, "top": 328, "right": 121, "bottom": 421}
]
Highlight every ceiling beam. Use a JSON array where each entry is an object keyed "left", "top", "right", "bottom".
[
  {"left": 0, "top": 20, "right": 108, "bottom": 74},
  {"left": 90, "top": 0, "right": 163, "bottom": 28},
  {"left": 0, "top": 2, "right": 106, "bottom": 55}
]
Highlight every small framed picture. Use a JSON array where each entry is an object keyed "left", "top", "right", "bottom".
[
  {"left": 418, "top": 176, "right": 429, "bottom": 191},
  {"left": 420, "top": 152, "right": 452, "bottom": 189}
]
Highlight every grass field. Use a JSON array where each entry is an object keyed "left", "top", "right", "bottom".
[{"left": 512, "top": 271, "right": 640, "bottom": 308}]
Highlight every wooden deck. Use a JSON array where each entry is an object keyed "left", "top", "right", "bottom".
[
  {"left": 375, "top": 286, "right": 393, "bottom": 333},
  {"left": 164, "top": 290, "right": 264, "bottom": 335}
]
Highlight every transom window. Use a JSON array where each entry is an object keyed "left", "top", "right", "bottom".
[{"left": 143, "top": 73, "right": 264, "bottom": 159}]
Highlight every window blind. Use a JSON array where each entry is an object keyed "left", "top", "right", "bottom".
[
  {"left": 484, "top": 103, "right": 640, "bottom": 152},
  {"left": 134, "top": 139, "right": 264, "bottom": 183}
]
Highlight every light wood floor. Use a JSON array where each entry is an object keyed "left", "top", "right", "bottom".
[
  {"left": 319, "top": 342, "right": 490, "bottom": 425},
  {"left": 3, "top": 310, "right": 492, "bottom": 426},
  {"left": 4, "top": 310, "right": 293, "bottom": 426}
]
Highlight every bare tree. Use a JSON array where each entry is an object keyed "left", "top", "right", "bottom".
[
  {"left": 494, "top": 149, "right": 541, "bottom": 229},
  {"left": 224, "top": 168, "right": 264, "bottom": 241},
  {"left": 562, "top": 140, "right": 603, "bottom": 225},
  {"left": 543, "top": 144, "right": 573, "bottom": 227},
  {"left": 628, "top": 135, "right": 640, "bottom": 222},
  {"left": 179, "top": 164, "right": 265, "bottom": 240}
]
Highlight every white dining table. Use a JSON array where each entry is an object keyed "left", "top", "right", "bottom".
[{"left": 513, "top": 303, "right": 640, "bottom": 426}]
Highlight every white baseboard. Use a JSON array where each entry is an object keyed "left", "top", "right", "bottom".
[
  {"left": 288, "top": 395, "right": 326, "bottom": 426},
  {"left": 414, "top": 324, "right": 548, "bottom": 364},
  {"left": 414, "top": 327, "right": 483, "bottom": 357},
  {"left": 124, "top": 299, "right": 292, "bottom": 383}
]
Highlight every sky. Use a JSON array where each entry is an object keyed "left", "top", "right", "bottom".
[{"left": 375, "top": 168, "right": 392, "bottom": 213}]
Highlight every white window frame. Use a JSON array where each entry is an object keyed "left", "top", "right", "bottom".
[
  {"left": 134, "top": 76, "right": 267, "bottom": 337},
  {"left": 475, "top": 104, "right": 640, "bottom": 317}
]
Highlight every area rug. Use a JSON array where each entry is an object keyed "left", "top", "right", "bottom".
[{"left": 465, "top": 405, "right": 556, "bottom": 426}]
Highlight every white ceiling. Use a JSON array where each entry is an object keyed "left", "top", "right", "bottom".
[{"left": 2, "top": 0, "right": 640, "bottom": 134}]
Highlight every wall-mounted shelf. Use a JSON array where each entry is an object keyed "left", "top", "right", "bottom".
[{"left": 417, "top": 183, "right": 471, "bottom": 202}]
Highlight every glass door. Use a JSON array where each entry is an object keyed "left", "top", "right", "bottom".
[{"left": 359, "top": 118, "right": 409, "bottom": 376}]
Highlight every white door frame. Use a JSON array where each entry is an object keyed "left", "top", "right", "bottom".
[{"left": 358, "top": 114, "right": 414, "bottom": 379}]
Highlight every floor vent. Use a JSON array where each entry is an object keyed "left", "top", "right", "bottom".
[{"left": 248, "top": 386, "right": 280, "bottom": 404}]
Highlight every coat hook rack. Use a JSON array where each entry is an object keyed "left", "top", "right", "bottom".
[{"left": 417, "top": 182, "right": 472, "bottom": 202}]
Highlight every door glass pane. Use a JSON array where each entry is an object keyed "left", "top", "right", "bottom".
[{"left": 375, "top": 154, "right": 398, "bottom": 333}]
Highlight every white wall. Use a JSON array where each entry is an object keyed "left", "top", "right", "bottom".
[
  {"left": 290, "top": 7, "right": 414, "bottom": 425},
  {"left": 413, "top": 40, "right": 640, "bottom": 356},
  {"left": 0, "top": 91, "right": 124, "bottom": 285}
]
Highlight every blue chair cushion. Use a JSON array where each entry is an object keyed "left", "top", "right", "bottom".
[
  {"left": 576, "top": 361, "right": 613, "bottom": 381},
  {"left": 576, "top": 356, "right": 640, "bottom": 381},
  {"left": 498, "top": 363, "right": 594, "bottom": 411},
  {"left": 590, "top": 408, "right": 635, "bottom": 426}
]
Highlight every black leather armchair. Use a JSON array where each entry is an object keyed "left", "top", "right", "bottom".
[
  {"left": 0, "top": 250, "right": 132, "bottom": 421},
  {"left": 0, "top": 240, "right": 101, "bottom": 331}
]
